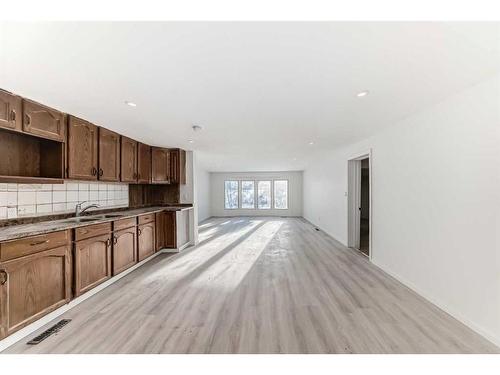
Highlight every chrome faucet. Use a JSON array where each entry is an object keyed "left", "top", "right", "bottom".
[{"left": 75, "top": 201, "right": 100, "bottom": 217}]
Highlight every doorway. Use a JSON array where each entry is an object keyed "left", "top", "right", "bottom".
[{"left": 348, "top": 152, "right": 371, "bottom": 258}]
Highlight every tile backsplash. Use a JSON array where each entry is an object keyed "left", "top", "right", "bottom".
[{"left": 0, "top": 181, "right": 129, "bottom": 219}]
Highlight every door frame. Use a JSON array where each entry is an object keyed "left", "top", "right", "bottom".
[{"left": 347, "top": 149, "right": 372, "bottom": 260}]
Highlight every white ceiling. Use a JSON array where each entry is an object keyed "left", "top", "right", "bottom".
[{"left": 1, "top": 22, "right": 499, "bottom": 171}]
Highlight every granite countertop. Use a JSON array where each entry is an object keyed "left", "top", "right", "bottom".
[{"left": 0, "top": 205, "right": 193, "bottom": 242}]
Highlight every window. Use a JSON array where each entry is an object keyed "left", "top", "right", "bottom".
[
  {"left": 241, "top": 181, "right": 255, "bottom": 209},
  {"left": 257, "top": 181, "right": 271, "bottom": 209},
  {"left": 274, "top": 180, "right": 288, "bottom": 209},
  {"left": 224, "top": 180, "right": 239, "bottom": 209}
]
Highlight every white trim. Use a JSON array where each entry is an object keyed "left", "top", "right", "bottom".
[
  {"left": 347, "top": 149, "right": 372, "bottom": 260},
  {"left": 370, "top": 258, "right": 500, "bottom": 348},
  {"left": 302, "top": 216, "right": 500, "bottom": 349},
  {"left": 0, "top": 249, "right": 169, "bottom": 353}
]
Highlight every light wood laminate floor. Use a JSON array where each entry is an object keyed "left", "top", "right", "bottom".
[{"left": 3, "top": 217, "right": 498, "bottom": 354}]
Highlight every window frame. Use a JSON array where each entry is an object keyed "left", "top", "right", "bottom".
[
  {"left": 240, "top": 180, "right": 256, "bottom": 209},
  {"left": 273, "top": 179, "right": 289, "bottom": 210},
  {"left": 256, "top": 180, "right": 272, "bottom": 210},
  {"left": 224, "top": 180, "right": 240, "bottom": 210}
]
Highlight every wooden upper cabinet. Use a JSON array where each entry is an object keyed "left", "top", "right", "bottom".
[
  {"left": 0, "top": 90, "right": 22, "bottom": 132},
  {"left": 120, "top": 136, "right": 138, "bottom": 183},
  {"left": 169, "top": 149, "right": 187, "bottom": 184},
  {"left": 67, "top": 116, "right": 98, "bottom": 180},
  {"left": 23, "top": 99, "right": 66, "bottom": 142},
  {"left": 137, "top": 143, "right": 151, "bottom": 184},
  {"left": 98, "top": 127, "right": 121, "bottom": 182},
  {"left": 151, "top": 147, "right": 169, "bottom": 184}
]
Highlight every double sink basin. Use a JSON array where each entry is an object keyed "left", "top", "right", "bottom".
[{"left": 61, "top": 213, "right": 125, "bottom": 224}]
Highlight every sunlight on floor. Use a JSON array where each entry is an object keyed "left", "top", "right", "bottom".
[{"left": 190, "top": 219, "right": 284, "bottom": 292}]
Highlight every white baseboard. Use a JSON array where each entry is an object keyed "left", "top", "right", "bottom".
[
  {"left": 302, "top": 217, "right": 500, "bottom": 350},
  {"left": 370, "top": 258, "right": 500, "bottom": 349},
  {"left": 0, "top": 249, "right": 168, "bottom": 353}
]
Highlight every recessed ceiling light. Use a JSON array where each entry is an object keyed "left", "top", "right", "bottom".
[
  {"left": 192, "top": 125, "right": 203, "bottom": 132},
  {"left": 308, "top": 141, "right": 314, "bottom": 145},
  {"left": 188, "top": 140, "right": 194, "bottom": 143},
  {"left": 356, "top": 90, "right": 369, "bottom": 98},
  {"left": 125, "top": 101, "right": 137, "bottom": 107}
]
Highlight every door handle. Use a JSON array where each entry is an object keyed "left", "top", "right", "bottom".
[{"left": 0, "top": 270, "right": 7, "bottom": 285}]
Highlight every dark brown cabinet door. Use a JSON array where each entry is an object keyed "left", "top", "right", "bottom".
[
  {"left": 0, "top": 91, "right": 22, "bottom": 132},
  {"left": 74, "top": 234, "right": 112, "bottom": 297},
  {"left": 137, "top": 143, "right": 151, "bottom": 184},
  {"left": 138, "top": 222, "right": 155, "bottom": 261},
  {"left": 23, "top": 99, "right": 66, "bottom": 142},
  {"left": 0, "top": 245, "right": 72, "bottom": 339},
  {"left": 155, "top": 212, "right": 166, "bottom": 251},
  {"left": 179, "top": 149, "right": 186, "bottom": 184},
  {"left": 98, "top": 128, "right": 121, "bottom": 182},
  {"left": 120, "top": 136, "right": 138, "bottom": 183},
  {"left": 112, "top": 227, "right": 137, "bottom": 275},
  {"left": 165, "top": 211, "right": 177, "bottom": 249},
  {"left": 151, "top": 147, "right": 169, "bottom": 184},
  {"left": 67, "top": 116, "right": 98, "bottom": 180},
  {"left": 169, "top": 149, "right": 179, "bottom": 183}
]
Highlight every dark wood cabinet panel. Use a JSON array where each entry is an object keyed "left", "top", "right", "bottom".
[
  {"left": 151, "top": 147, "right": 169, "bottom": 184},
  {"left": 22, "top": 99, "right": 66, "bottom": 142},
  {"left": 120, "top": 136, "right": 137, "bottom": 183},
  {"left": 169, "top": 149, "right": 186, "bottom": 185},
  {"left": 179, "top": 149, "right": 186, "bottom": 184},
  {"left": 137, "top": 142, "right": 151, "bottom": 184},
  {"left": 155, "top": 212, "right": 166, "bottom": 251},
  {"left": 0, "top": 245, "right": 72, "bottom": 339},
  {"left": 112, "top": 227, "right": 137, "bottom": 275},
  {"left": 74, "top": 233, "right": 112, "bottom": 297},
  {"left": 138, "top": 222, "right": 155, "bottom": 261},
  {"left": 0, "top": 90, "right": 22, "bottom": 132},
  {"left": 98, "top": 127, "right": 121, "bottom": 182},
  {"left": 67, "top": 116, "right": 98, "bottom": 180},
  {"left": 165, "top": 211, "right": 177, "bottom": 248}
]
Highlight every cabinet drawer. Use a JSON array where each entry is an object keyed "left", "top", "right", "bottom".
[
  {"left": 75, "top": 222, "right": 112, "bottom": 241},
  {"left": 138, "top": 213, "right": 155, "bottom": 225},
  {"left": 113, "top": 217, "right": 137, "bottom": 231},
  {"left": 0, "top": 230, "right": 70, "bottom": 261}
]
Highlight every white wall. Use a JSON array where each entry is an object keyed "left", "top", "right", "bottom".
[
  {"left": 303, "top": 74, "right": 500, "bottom": 346},
  {"left": 194, "top": 153, "right": 211, "bottom": 223},
  {"left": 210, "top": 171, "right": 303, "bottom": 217}
]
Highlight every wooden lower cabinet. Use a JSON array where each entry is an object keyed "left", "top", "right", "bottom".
[
  {"left": 155, "top": 211, "right": 176, "bottom": 250},
  {"left": 74, "top": 233, "right": 112, "bottom": 297},
  {"left": 165, "top": 211, "right": 177, "bottom": 248},
  {"left": 0, "top": 245, "right": 72, "bottom": 339},
  {"left": 112, "top": 226, "right": 137, "bottom": 275},
  {"left": 138, "top": 221, "right": 155, "bottom": 261}
]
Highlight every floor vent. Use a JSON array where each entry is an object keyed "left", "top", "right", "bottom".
[{"left": 27, "top": 319, "right": 71, "bottom": 345}]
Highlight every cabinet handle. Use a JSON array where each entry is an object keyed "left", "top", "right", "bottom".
[
  {"left": 10, "top": 110, "right": 16, "bottom": 122},
  {"left": 0, "top": 270, "right": 7, "bottom": 285},
  {"left": 91, "top": 167, "right": 97, "bottom": 176},
  {"left": 113, "top": 236, "right": 118, "bottom": 245},
  {"left": 106, "top": 238, "right": 111, "bottom": 247},
  {"left": 138, "top": 228, "right": 142, "bottom": 236},
  {"left": 25, "top": 114, "right": 31, "bottom": 125},
  {"left": 99, "top": 168, "right": 104, "bottom": 177},
  {"left": 30, "top": 239, "right": 50, "bottom": 246}
]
